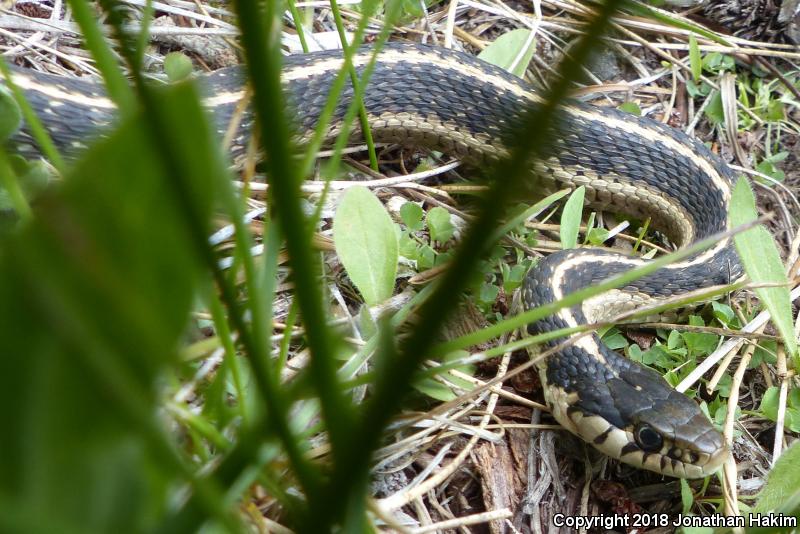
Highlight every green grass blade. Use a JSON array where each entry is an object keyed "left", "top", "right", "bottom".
[
  {"left": 65, "top": 0, "right": 136, "bottom": 111},
  {"left": 432, "top": 219, "right": 761, "bottom": 357},
  {"left": 327, "top": 0, "right": 629, "bottom": 524},
  {"left": 230, "top": 0, "right": 353, "bottom": 511},
  {"left": 0, "top": 59, "right": 66, "bottom": 172},
  {"left": 328, "top": 0, "right": 379, "bottom": 170}
]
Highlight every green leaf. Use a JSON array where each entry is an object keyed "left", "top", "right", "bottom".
[
  {"left": 0, "top": 85, "right": 22, "bottom": 142},
  {"left": 604, "top": 332, "right": 629, "bottom": 350},
  {"left": 789, "top": 387, "right": 800, "bottom": 408},
  {"left": 788, "top": 408, "right": 800, "bottom": 433},
  {"left": 686, "top": 79, "right": 710, "bottom": 98},
  {"left": 477, "top": 29, "right": 537, "bottom": 78},
  {"left": 705, "top": 92, "right": 724, "bottom": 124},
  {"left": 668, "top": 329, "right": 684, "bottom": 351},
  {"left": 427, "top": 206, "right": 455, "bottom": 244},
  {"left": 752, "top": 340, "right": 778, "bottom": 367},
  {"left": 731, "top": 178, "right": 798, "bottom": 361},
  {"left": 560, "top": 186, "right": 585, "bottom": 249},
  {"left": 400, "top": 201, "right": 424, "bottom": 231},
  {"left": 164, "top": 52, "right": 193, "bottom": 82},
  {"left": 333, "top": 186, "right": 399, "bottom": 306},
  {"left": 711, "top": 301, "right": 735, "bottom": 326},
  {"left": 478, "top": 282, "right": 499, "bottom": 305},
  {"left": 752, "top": 441, "right": 800, "bottom": 530},
  {"left": 756, "top": 387, "right": 800, "bottom": 431},
  {"left": 683, "top": 316, "right": 718, "bottom": 356},
  {"left": 502, "top": 263, "right": 529, "bottom": 292},
  {"left": 716, "top": 372, "right": 732, "bottom": 398},
  {"left": 702, "top": 52, "right": 734, "bottom": 73},
  {"left": 617, "top": 101, "right": 641, "bottom": 116},
  {"left": 627, "top": 343, "right": 644, "bottom": 362},
  {"left": 766, "top": 99, "right": 785, "bottom": 122},
  {"left": 418, "top": 244, "right": 435, "bottom": 270},
  {"left": 681, "top": 479, "right": 693, "bottom": 514},
  {"left": 760, "top": 386, "right": 780, "bottom": 421},
  {"left": 765, "top": 151, "right": 789, "bottom": 164},
  {"left": 586, "top": 226, "right": 610, "bottom": 245},
  {"left": 689, "top": 34, "right": 702, "bottom": 82},
  {"left": 398, "top": 232, "right": 418, "bottom": 260}
]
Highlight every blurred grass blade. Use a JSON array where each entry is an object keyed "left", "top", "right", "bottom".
[
  {"left": 0, "top": 82, "right": 236, "bottom": 532},
  {"left": 331, "top": 0, "right": 628, "bottom": 528},
  {"left": 0, "top": 59, "right": 66, "bottom": 172},
  {"left": 230, "top": 1, "right": 354, "bottom": 522},
  {"left": 66, "top": 0, "right": 136, "bottom": 111}
]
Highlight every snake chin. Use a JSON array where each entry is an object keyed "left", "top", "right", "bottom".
[
  {"left": 549, "top": 364, "right": 729, "bottom": 478},
  {"left": 566, "top": 407, "right": 728, "bottom": 478},
  {"left": 609, "top": 368, "right": 729, "bottom": 478}
]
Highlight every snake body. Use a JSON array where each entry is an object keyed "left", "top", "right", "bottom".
[{"left": 5, "top": 43, "right": 741, "bottom": 478}]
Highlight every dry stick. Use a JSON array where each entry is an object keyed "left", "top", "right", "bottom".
[
  {"left": 375, "top": 333, "right": 516, "bottom": 512},
  {"left": 447, "top": 367, "right": 547, "bottom": 409},
  {"left": 0, "top": 26, "right": 97, "bottom": 73},
  {"left": 753, "top": 56, "right": 800, "bottom": 102},
  {"left": 611, "top": 23, "right": 765, "bottom": 127},
  {"left": 443, "top": 0, "right": 459, "bottom": 48},
  {"left": 640, "top": 322, "right": 776, "bottom": 342},
  {"left": 408, "top": 509, "right": 514, "bottom": 533},
  {"left": 676, "top": 285, "right": 800, "bottom": 392},
  {"left": 721, "top": 332, "right": 759, "bottom": 518},
  {"left": 0, "top": 12, "right": 237, "bottom": 35},
  {"left": 707, "top": 327, "right": 766, "bottom": 392},
  {"left": 732, "top": 165, "right": 800, "bottom": 230},
  {"left": 720, "top": 72, "right": 749, "bottom": 167},
  {"left": 234, "top": 160, "right": 461, "bottom": 193},
  {"left": 773, "top": 345, "right": 790, "bottom": 463},
  {"left": 616, "top": 41, "right": 800, "bottom": 60},
  {"left": 542, "top": 0, "right": 798, "bottom": 51},
  {"left": 121, "top": 0, "right": 236, "bottom": 27},
  {"left": 373, "top": 277, "right": 733, "bottom": 513}
]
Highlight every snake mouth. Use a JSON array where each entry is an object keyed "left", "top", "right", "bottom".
[
  {"left": 619, "top": 442, "right": 729, "bottom": 479},
  {"left": 568, "top": 410, "right": 729, "bottom": 479}
]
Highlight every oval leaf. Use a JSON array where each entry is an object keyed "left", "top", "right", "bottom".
[
  {"left": 478, "top": 29, "right": 536, "bottom": 78},
  {"left": 560, "top": 186, "right": 585, "bottom": 249},
  {"left": 730, "top": 178, "right": 798, "bottom": 360},
  {"left": 333, "top": 186, "right": 398, "bottom": 306}
]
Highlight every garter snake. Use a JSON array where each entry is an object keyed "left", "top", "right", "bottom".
[{"left": 4, "top": 43, "right": 741, "bottom": 478}]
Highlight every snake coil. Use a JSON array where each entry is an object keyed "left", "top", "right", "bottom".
[{"left": 5, "top": 43, "right": 742, "bottom": 478}]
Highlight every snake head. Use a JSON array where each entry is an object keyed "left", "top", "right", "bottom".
[{"left": 566, "top": 365, "right": 728, "bottom": 478}]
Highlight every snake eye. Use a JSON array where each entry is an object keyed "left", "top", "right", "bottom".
[{"left": 635, "top": 425, "right": 664, "bottom": 452}]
